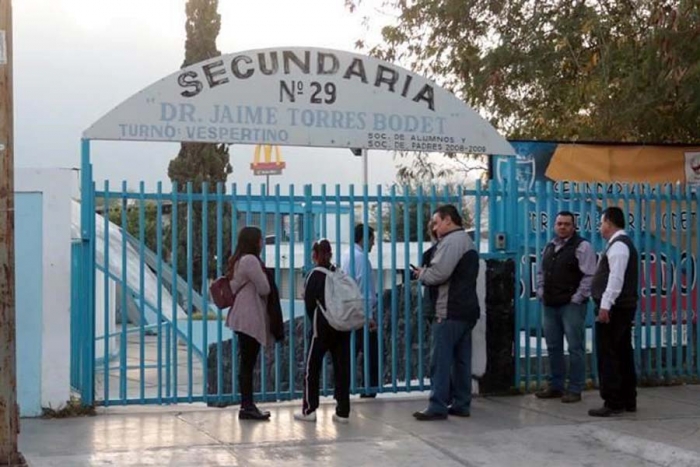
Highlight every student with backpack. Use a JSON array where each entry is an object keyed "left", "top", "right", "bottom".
[{"left": 294, "top": 239, "right": 355, "bottom": 423}]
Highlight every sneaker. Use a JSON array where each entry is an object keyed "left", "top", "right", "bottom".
[
  {"left": 561, "top": 392, "right": 582, "bottom": 403},
  {"left": 332, "top": 414, "right": 349, "bottom": 424},
  {"left": 294, "top": 411, "right": 317, "bottom": 422},
  {"left": 534, "top": 388, "right": 564, "bottom": 399}
]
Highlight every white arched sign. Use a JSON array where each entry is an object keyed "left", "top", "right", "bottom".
[{"left": 84, "top": 47, "right": 514, "bottom": 155}]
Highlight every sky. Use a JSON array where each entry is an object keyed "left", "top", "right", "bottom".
[{"left": 13, "top": 0, "right": 408, "bottom": 191}]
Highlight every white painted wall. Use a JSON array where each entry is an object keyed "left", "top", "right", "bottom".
[
  {"left": 15, "top": 168, "right": 75, "bottom": 414},
  {"left": 323, "top": 212, "right": 352, "bottom": 245},
  {"left": 473, "top": 259, "right": 487, "bottom": 377},
  {"left": 94, "top": 269, "right": 117, "bottom": 362}
]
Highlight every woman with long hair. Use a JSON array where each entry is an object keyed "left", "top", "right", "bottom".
[
  {"left": 225, "top": 226, "right": 272, "bottom": 420},
  {"left": 294, "top": 239, "right": 351, "bottom": 423}
]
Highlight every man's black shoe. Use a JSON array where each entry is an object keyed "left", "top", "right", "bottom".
[
  {"left": 535, "top": 388, "right": 564, "bottom": 399},
  {"left": 412, "top": 410, "right": 447, "bottom": 421},
  {"left": 561, "top": 392, "right": 582, "bottom": 403},
  {"left": 588, "top": 406, "right": 623, "bottom": 417},
  {"left": 447, "top": 407, "right": 470, "bottom": 417},
  {"left": 625, "top": 403, "right": 637, "bottom": 413},
  {"left": 239, "top": 406, "right": 271, "bottom": 420},
  {"left": 360, "top": 393, "right": 377, "bottom": 399}
]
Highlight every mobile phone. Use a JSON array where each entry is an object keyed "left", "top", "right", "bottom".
[{"left": 410, "top": 264, "right": 417, "bottom": 270}]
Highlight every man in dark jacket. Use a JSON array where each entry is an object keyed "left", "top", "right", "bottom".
[
  {"left": 589, "top": 207, "right": 639, "bottom": 417},
  {"left": 535, "top": 211, "right": 596, "bottom": 403},
  {"left": 412, "top": 205, "right": 479, "bottom": 421}
]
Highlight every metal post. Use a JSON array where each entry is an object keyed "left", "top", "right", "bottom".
[
  {"left": 80, "top": 139, "right": 95, "bottom": 406},
  {"left": 0, "top": 1, "right": 26, "bottom": 464},
  {"left": 362, "top": 149, "right": 368, "bottom": 187}
]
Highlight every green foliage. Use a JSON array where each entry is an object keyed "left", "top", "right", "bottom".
[
  {"left": 105, "top": 193, "right": 234, "bottom": 297},
  {"left": 191, "top": 311, "right": 220, "bottom": 321},
  {"left": 395, "top": 152, "right": 488, "bottom": 187},
  {"left": 378, "top": 184, "right": 473, "bottom": 242},
  {"left": 350, "top": 0, "right": 700, "bottom": 143},
  {"left": 169, "top": 0, "right": 233, "bottom": 292},
  {"left": 107, "top": 200, "right": 163, "bottom": 256},
  {"left": 168, "top": 143, "right": 232, "bottom": 188},
  {"left": 182, "top": 0, "right": 223, "bottom": 68},
  {"left": 167, "top": 193, "right": 233, "bottom": 294},
  {"left": 42, "top": 396, "right": 96, "bottom": 418}
]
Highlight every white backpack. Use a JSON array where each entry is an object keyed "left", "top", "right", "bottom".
[{"left": 310, "top": 267, "right": 366, "bottom": 331}]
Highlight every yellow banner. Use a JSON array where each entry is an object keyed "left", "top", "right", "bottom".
[{"left": 545, "top": 144, "right": 700, "bottom": 184}]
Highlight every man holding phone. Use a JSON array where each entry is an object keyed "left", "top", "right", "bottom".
[{"left": 412, "top": 205, "right": 480, "bottom": 420}]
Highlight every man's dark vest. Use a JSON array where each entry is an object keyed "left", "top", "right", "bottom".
[
  {"left": 446, "top": 249, "right": 480, "bottom": 323},
  {"left": 542, "top": 235, "right": 585, "bottom": 307},
  {"left": 591, "top": 234, "right": 639, "bottom": 309}
]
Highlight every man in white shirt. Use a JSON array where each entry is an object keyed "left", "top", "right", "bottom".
[
  {"left": 589, "top": 207, "right": 639, "bottom": 417},
  {"left": 341, "top": 224, "right": 379, "bottom": 398}
]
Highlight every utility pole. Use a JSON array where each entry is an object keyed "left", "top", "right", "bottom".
[{"left": 0, "top": 1, "right": 25, "bottom": 465}]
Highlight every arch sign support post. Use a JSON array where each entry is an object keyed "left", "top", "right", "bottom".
[{"left": 78, "top": 47, "right": 515, "bottom": 402}]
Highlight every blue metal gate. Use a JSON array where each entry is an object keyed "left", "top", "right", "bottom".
[
  {"left": 494, "top": 155, "right": 700, "bottom": 390},
  {"left": 73, "top": 150, "right": 700, "bottom": 406},
  {"left": 74, "top": 145, "right": 498, "bottom": 406}
]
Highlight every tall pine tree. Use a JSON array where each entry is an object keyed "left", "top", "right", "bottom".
[{"left": 168, "top": 0, "right": 232, "bottom": 293}]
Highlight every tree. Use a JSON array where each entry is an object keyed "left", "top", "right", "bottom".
[
  {"left": 350, "top": 1, "right": 700, "bottom": 143},
  {"left": 394, "top": 152, "right": 488, "bottom": 187},
  {"left": 106, "top": 201, "right": 163, "bottom": 257},
  {"left": 377, "top": 183, "right": 473, "bottom": 242},
  {"left": 168, "top": 0, "right": 232, "bottom": 292}
]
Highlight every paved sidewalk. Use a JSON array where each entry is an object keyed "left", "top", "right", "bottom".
[{"left": 18, "top": 385, "right": 700, "bottom": 467}]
